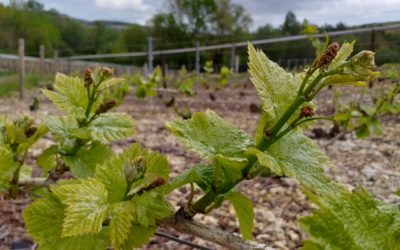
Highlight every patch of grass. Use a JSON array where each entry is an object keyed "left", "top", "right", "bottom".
[
  {"left": 0, "top": 71, "right": 15, "bottom": 77},
  {"left": 0, "top": 73, "right": 53, "bottom": 97}
]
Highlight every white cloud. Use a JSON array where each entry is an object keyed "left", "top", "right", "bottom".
[{"left": 95, "top": 0, "right": 149, "bottom": 11}]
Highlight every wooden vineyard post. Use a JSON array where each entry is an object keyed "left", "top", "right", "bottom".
[
  {"left": 39, "top": 45, "right": 45, "bottom": 83},
  {"left": 195, "top": 41, "right": 200, "bottom": 75},
  {"left": 67, "top": 58, "right": 72, "bottom": 74},
  {"left": 230, "top": 43, "right": 236, "bottom": 71},
  {"left": 235, "top": 55, "right": 240, "bottom": 73},
  {"left": 370, "top": 28, "right": 376, "bottom": 52},
  {"left": 53, "top": 50, "right": 59, "bottom": 75},
  {"left": 18, "top": 38, "right": 25, "bottom": 100},
  {"left": 143, "top": 63, "right": 148, "bottom": 76},
  {"left": 147, "top": 36, "right": 153, "bottom": 75}
]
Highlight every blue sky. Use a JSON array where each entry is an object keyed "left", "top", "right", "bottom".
[{"left": 1, "top": 0, "right": 400, "bottom": 29}]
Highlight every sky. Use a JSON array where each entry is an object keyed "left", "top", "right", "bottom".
[{"left": 1, "top": 0, "right": 400, "bottom": 29}]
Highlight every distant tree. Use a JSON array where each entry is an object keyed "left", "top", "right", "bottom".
[
  {"left": 24, "top": 0, "right": 44, "bottom": 12},
  {"left": 255, "top": 23, "right": 280, "bottom": 38},
  {"left": 0, "top": 4, "right": 61, "bottom": 54},
  {"left": 166, "top": 0, "right": 217, "bottom": 37},
  {"left": 150, "top": 12, "right": 189, "bottom": 48},
  {"left": 211, "top": 0, "right": 252, "bottom": 37},
  {"left": 336, "top": 22, "right": 348, "bottom": 30},
  {"left": 88, "top": 22, "right": 119, "bottom": 54},
  {"left": 114, "top": 24, "right": 147, "bottom": 52},
  {"left": 320, "top": 23, "right": 336, "bottom": 32},
  {"left": 151, "top": 0, "right": 251, "bottom": 39},
  {"left": 282, "top": 11, "right": 301, "bottom": 35}
]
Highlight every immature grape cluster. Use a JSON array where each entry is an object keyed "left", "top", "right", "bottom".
[
  {"left": 317, "top": 42, "right": 340, "bottom": 69},
  {"left": 84, "top": 68, "right": 93, "bottom": 87},
  {"left": 95, "top": 99, "right": 117, "bottom": 114}
]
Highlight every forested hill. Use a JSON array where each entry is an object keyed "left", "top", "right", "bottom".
[{"left": 0, "top": 2, "right": 146, "bottom": 57}]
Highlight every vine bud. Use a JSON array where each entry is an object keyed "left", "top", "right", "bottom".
[
  {"left": 25, "top": 127, "right": 37, "bottom": 138},
  {"left": 345, "top": 50, "right": 378, "bottom": 77},
  {"left": 317, "top": 42, "right": 340, "bottom": 70},
  {"left": 352, "top": 51, "right": 376, "bottom": 69},
  {"left": 100, "top": 67, "right": 113, "bottom": 78},
  {"left": 300, "top": 105, "right": 315, "bottom": 118},
  {"left": 263, "top": 127, "right": 271, "bottom": 138},
  {"left": 124, "top": 156, "right": 146, "bottom": 183},
  {"left": 95, "top": 99, "right": 117, "bottom": 114},
  {"left": 84, "top": 68, "right": 93, "bottom": 87}
]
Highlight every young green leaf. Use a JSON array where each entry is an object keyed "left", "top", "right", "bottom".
[
  {"left": 167, "top": 164, "right": 214, "bottom": 193},
  {"left": 300, "top": 187, "right": 400, "bottom": 250},
  {"left": 214, "top": 154, "right": 248, "bottom": 183},
  {"left": 62, "top": 142, "right": 113, "bottom": 178},
  {"left": 43, "top": 115, "right": 78, "bottom": 144},
  {"left": 37, "top": 145, "right": 59, "bottom": 174},
  {"left": 51, "top": 178, "right": 110, "bottom": 237},
  {"left": 266, "top": 129, "right": 332, "bottom": 192},
  {"left": 367, "top": 118, "right": 383, "bottom": 136},
  {"left": 131, "top": 191, "right": 173, "bottom": 227},
  {"left": 0, "top": 145, "right": 18, "bottom": 190},
  {"left": 120, "top": 225, "right": 157, "bottom": 250},
  {"left": 42, "top": 73, "right": 88, "bottom": 117},
  {"left": 50, "top": 229, "right": 109, "bottom": 250},
  {"left": 355, "top": 124, "right": 370, "bottom": 138},
  {"left": 98, "top": 77, "right": 125, "bottom": 90},
  {"left": 246, "top": 147, "right": 282, "bottom": 175},
  {"left": 328, "top": 41, "right": 355, "bottom": 70},
  {"left": 322, "top": 74, "right": 366, "bottom": 86},
  {"left": 248, "top": 43, "right": 300, "bottom": 124},
  {"left": 95, "top": 156, "right": 128, "bottom": 204},
  {"left": 23, "top": 193, "right": 109, "bottom": 250},
  {"left": 86, "top": 113, "right": 135, "bottom": 142},
  {"left": 23, "top": 194, "right": 66, "bottom": 248},
  {"left": 166, "top": 109, "right": 253, "bottom": 160},
  {"left": 227, "top": 191, "right": 255, "bottom": 240},
  {"left": 109, "top": 201, "right": 136, "bottom": 248},
  {"left": 96, "top": 143, "right": 170, "bottom": 202}
]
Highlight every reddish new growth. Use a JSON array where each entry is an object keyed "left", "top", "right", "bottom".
[
  {"left": 84, "top": 68, "right": 93, "bottom": 87},
  {"left": 25, "top": 127, "right": 37, "bottom": 138},
  {"left": 138, "top": 177, "right": 166, "bottom": 195},
  {"left": 95, "top": 99, "right": 117, "bottom": 114},
  {"left": 300, "top": 105, "right": 315, "bottom": 118},
  {"left": 317, "top": 42, "right": 340, "bottom": 69}
]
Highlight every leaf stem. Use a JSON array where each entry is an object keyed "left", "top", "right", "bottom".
[
  {"left": 10, "top": 150, "right": 28, "bottom": 197},
  {"left": 297, "top": 67, "right": 317, "bottom": 96},
  {"left": 85, "top": 86, "right": 97, "bottom": 119},
  {"left": 265, "top": 116, "right": 335, "bottom": 147}
]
